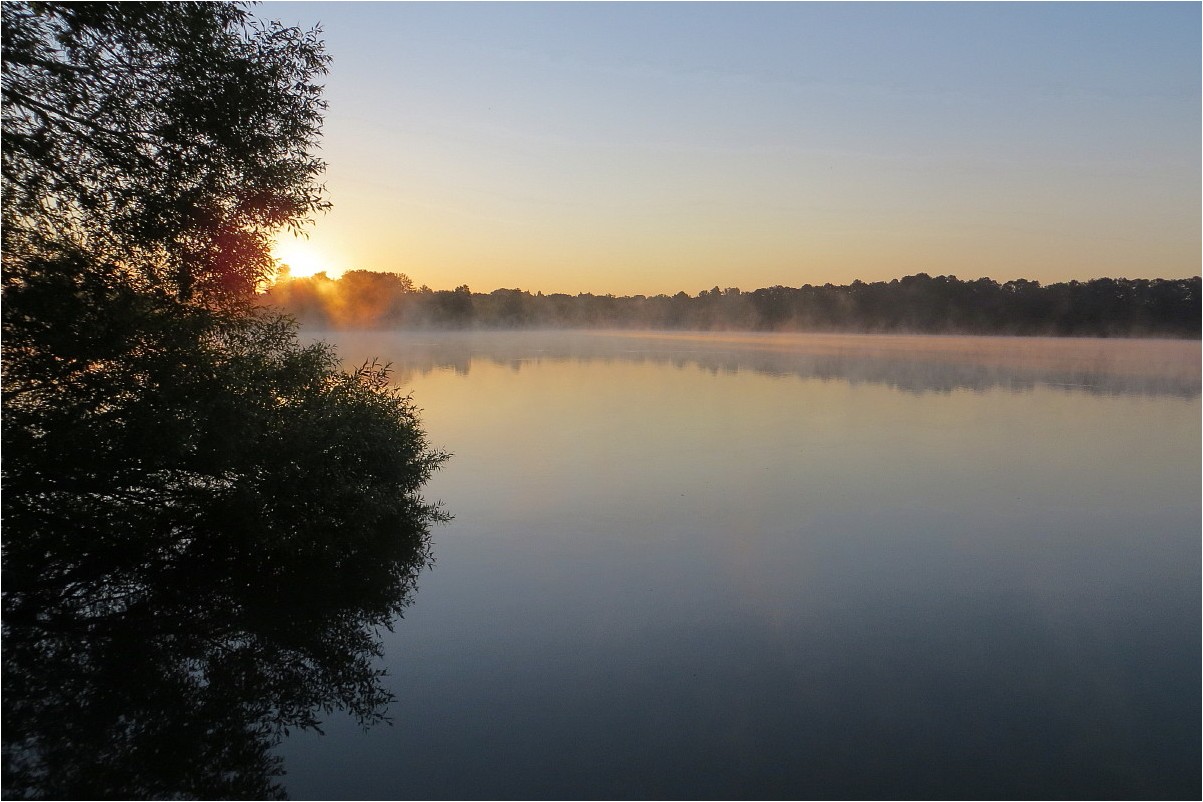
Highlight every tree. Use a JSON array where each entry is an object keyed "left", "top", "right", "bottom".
[
  {"left": 2, "top": 3, "right": 447, "bottom": 796},
  {"left": 2, "top": 0, "right": 329, "bottom": 301},
  {"left": 434, "top": 284, "right": 475, "bottom": 326},
  {"left": 329, "top": 269, "right": 417, "bottom": 327},
  {"left": 3, "top": 272, "right": 446, "bottom": 796}
]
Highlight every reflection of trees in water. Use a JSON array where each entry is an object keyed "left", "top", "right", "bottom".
[
  {"left": 4, "top": 419, "right": 440, "bottom": 799},
  {"left": 5, "top": 542, "right": 430, "bottom": 797},
  {"left": 317, "top": 330, "right": 1202, "bottom": 399},
  {"left": 3, "top": 541, "right": 426, "bottom": 799},
  {"left": 4, "top": 455, "right": 442, "bottom": 798}
]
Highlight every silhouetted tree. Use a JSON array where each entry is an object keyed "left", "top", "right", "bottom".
[
  {"left": 3, "top": 269, "right": 445, "bottom": 797},
  {"left": 435, "top": 284, "right": 475, "bottom": 326},
  {"left": 2, "top": 3, "right": 447, "bottom": 796},
  {"left": 266, "top": 271, "right": 1201, "bottom": 337},
  {"left": 2, "top": 1, "right": 329, "bottom": 301}
]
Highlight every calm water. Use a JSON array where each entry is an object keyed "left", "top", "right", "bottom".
[{"left": 282, "top": 331, "right": 1200, "bottom": 800}]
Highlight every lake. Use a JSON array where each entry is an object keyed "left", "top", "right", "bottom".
[{"left": 280, "top": 330, "right": 1200, "bottom": 800}]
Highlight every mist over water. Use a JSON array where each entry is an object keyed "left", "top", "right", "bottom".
[
  {"left": 282, "top": 330, "right": 1200, "bottom": 800},
  {"left": 312, "top": 329, "right": 1202, "bottom": 398}
]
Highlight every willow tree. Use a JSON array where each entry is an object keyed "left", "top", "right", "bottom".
[
  {"left": 2, "top": 3, "right": 446, "bottom": 797},
  {"left": 2, "top": 0, "right": 333, "bottom": 299}
]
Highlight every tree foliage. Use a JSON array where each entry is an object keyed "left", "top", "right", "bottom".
[
  {"left": 2, "top": 3, "right": 446, "bottom": 796},
  {"left": 3, "top": 261, "right": 446, "bottom": 797},
  {"left": 264, "top": 271, "right": 1200, "bottom": 337},
  {"left": 2, "top": 0, "right": 329, "bottom": 301}
]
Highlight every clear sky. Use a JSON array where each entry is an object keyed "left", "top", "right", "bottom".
[{"left": 264, "top": 1, "right": 1200, "bottom": 295}]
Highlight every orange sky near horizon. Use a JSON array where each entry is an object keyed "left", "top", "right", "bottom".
[{"left": 267, "top": 3, "right": 1200, "bottom": 296}]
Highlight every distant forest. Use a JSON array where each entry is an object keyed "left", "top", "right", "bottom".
[{"left": 262, "top": 272, "right": 1201, "bottom": 338}]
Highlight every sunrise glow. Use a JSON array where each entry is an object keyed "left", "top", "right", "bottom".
[
  {"left": 259, "top": 2, "right": 1198, "bottom": 296},
  {"left": 272, "top": 234, "right": 341, "bottom": 280}
]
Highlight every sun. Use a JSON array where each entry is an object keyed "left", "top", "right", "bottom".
[{"left": 271, "top": 234, "right": 339, "bottom": 280}]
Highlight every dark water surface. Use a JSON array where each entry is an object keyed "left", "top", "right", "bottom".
[{"left": 281, "top": 331, "right": 1200, "bottom": 800}]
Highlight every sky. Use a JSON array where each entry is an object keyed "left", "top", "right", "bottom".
[{"left": 264, "top": 2, "right": 1200, "bottom": 296}]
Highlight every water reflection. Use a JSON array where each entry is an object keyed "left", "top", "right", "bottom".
[
  {"left": 278, "top": 329, "right": 1198, "bottom": 800},
  {"left": 311, "top": 330, "right": 1201, "bottom": 399},
  {"left": 3, "top": 492, "right": 439, "bottom": 799}
]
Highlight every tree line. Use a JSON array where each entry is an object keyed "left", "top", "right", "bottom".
[{"left": 264, "top": 271, "right": 1200, "bottom": 337}]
